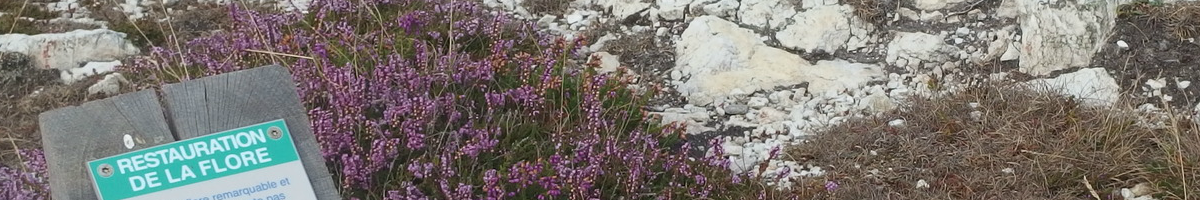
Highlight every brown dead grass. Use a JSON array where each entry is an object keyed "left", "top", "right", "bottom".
[
  {"left": 0, "top": 53, "right": 115, "bottom": 168},
  {"left": 787, "top": 82, "right": 1200, "bottom": 199},
  {"left": 1119, "top": 0, "right": 1200, "bottom": 40}
]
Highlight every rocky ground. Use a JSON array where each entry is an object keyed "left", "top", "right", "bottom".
[{"left": 4, "top": 0, "right": 1200, "bottom": 198}]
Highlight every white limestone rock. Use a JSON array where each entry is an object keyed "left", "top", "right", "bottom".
[
  {"left": 600, "top": 0, "right": 652, "bottom": 20},
  {"left": 676, "top": 16, "right": 883, "bottom": 105},
  {"left": 800, "top": 0, "right": 838, "bottom": 9},
  {"left": 702, "top": 0, "right": 739, "bottom": 17},
  {"left": 652, "top": 107, "right": 715, "bottom": 135},
  {"left": 589, "top": 52, "right": 621, "bottom": 74},
  {"left": 61, "top": 60, "right": 121, "bottom": 84},
  {"left": 776, "top": 5, "right": 873, "bottom": 53},
  {"left": 1024, "top": 68, "right": 1120, "bottom": 107},
  {"left": 885, "top": 32, "right": 961, "bottom": 71},
  {"left": 658, "top": 0, "right": 693, "bottom": 21},
  {"left": 0, "top": 29, "right": 139, "bottom": 71},
  {"left": 483, "top": 0, "right": 531, "bottom": 17},
  {"left": 1014, "top": 0, "right": 1128, "bottom": 75},
  {"left": 914, "top": 0, "right": 967, "bottom": 11},
  {"left": 87, "top": 73, "right": 127, "bottom": 96},
  {"left": 736, "top": 0, "right": 796, "bottom": 29}
]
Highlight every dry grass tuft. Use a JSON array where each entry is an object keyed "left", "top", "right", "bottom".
[
  {"left": 1118, "top": 0, "right": 1200, "bottom": 40},
  {"left": 788, "top": 82, "right": 1200, "bottom": 199},
  {"left": 0, "top": 55, "right": 105, "bottom": 167}
]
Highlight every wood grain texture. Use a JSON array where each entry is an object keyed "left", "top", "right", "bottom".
[
  {"left": 161, "top": 65, "right": 340, "bottom": 199},
  {"left": 38, "top": 90, "right": 174, "bottom": 200}
]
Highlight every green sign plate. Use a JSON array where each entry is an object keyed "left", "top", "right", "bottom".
[{"left": 87, "top": 119, "right": 318, "bottom": 200}]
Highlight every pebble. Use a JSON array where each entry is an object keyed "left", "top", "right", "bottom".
[
  {"left": 1146, "top": 78, "right": 1167, "bottom": 90},
  {"left": 955, "top": 27, "right": 970, "bottom": 35},
  {"left": 566, "top": 13, "right": 584, "bottom": 24},
  {"left": 724, "top": 104, "right": 750, "bottom": 115},
  {"left": 748, "top": 97, "right": 769, "bottom": 108}
]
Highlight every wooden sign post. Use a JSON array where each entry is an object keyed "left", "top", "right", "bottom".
[{"left": 39, "top": 65, "right": 339, "bottom": 200}]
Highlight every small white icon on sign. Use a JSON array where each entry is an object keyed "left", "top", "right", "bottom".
[{"left": 123, "top": 134, "right": 134, "bottom": 149}]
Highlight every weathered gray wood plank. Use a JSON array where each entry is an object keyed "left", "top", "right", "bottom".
[
  {"left": 38, "top": 90, "right": 175, "bottom": 200},
  {"left": 161, "top": 65, "right": 340, "bottom": 199}
]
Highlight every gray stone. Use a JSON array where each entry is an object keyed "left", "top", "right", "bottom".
[{"left": 724, "top": 104, "right": 750, "bottom": 115}]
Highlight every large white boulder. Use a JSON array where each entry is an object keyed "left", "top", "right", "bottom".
[
  {"left": 676, "top": 16, "right": 883, "bottom": 106},
  {"left": 0, "top": 29, "right": 139, "bottom": 71},
  {"left": 1014, "top": 0, "right": 1135, "bottom": 75},
  {"left": 775, "top": 5, "right": 873, "bottom": 53},
  {"left": 1024, "top": 68, "right": 1120, "bottom": 107}
]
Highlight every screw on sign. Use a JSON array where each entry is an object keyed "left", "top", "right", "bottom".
[
  {"left": 269, "top": 127, "right": 282, "bottom": 140},
  {"left": 99, "top": 164, "right": 114, "bottom": 178}
]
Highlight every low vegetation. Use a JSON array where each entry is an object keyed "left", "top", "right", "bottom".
[
  {"left": 0, "top": 0, "right": 60, "bottom": 34},
  {"left": 121, "top": 0, "right": 793, "bottom": 199},
  {"left": 789, "top": 81, "right": 1200, "bottom": 199},
  {"left": 3, "top": 0, "right": 1200, "bottom": 199}
]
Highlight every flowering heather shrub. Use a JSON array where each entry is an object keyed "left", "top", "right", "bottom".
[
  {"left": 129, "top": 0, "right": 795, "bottom": 199},
  {"left": 0, "top": 149, "right": 49, "bottom": 199}
]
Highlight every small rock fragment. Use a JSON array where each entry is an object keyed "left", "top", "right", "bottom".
[
  {"left": 87, "top": 73, "right": 126, "bottom": 96},
  {"left": 724, "top": 104, "right": 750, "bottom": 115},
  {"left": 915, "top": 179, "right": 930, "bottom": 189},
  {"left": 747, "top": 97, "right": 769, "bottom": 108},
  {"left": 1146, "top": 78, "right": 1167, "bottom": 90}
]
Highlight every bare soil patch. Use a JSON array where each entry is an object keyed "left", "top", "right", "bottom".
[{"left": 1092, "top": 1, "right": 1200, "bottom": 109}]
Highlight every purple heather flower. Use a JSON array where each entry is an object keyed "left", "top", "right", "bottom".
[
  {"left": 1, "top": 149, "right": 49, "bottom": 200},
  {"left": 775, "top": 166, "right": 791, "bottom": 181},
  {"left": 825, "top": 180, "right": 839, "bottom": 191},
  {"left": 768, "top": 145, "right": 782, "bottom": 159}
]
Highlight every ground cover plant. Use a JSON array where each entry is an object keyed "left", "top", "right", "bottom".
[
  {"left": 0, "top": 0, "right": 60, "bottom": 35},
  {"left": 117, "top": 0, "right": 798, "bottom": 199},
  {"left": 788, "top": 80, "right": 1200, "bottom": 199},
  {"left": 6, "top": 0, "right": 1200, "bottom": 199}
]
